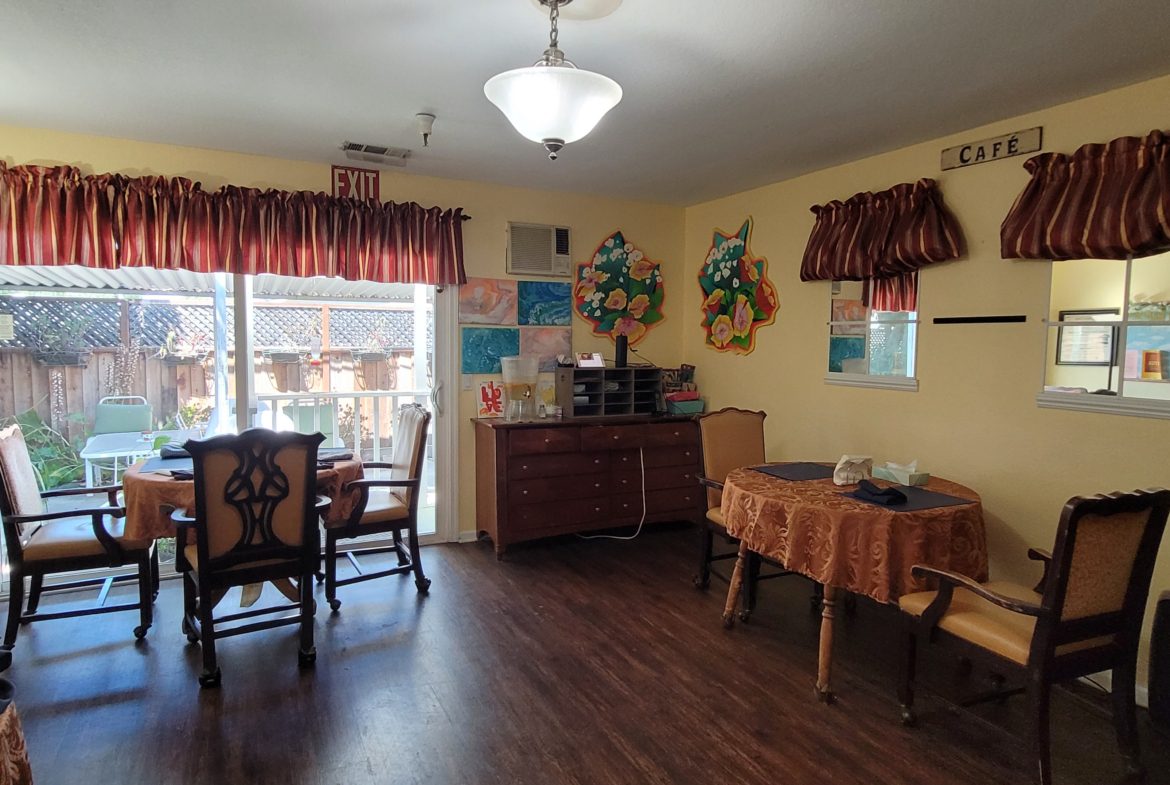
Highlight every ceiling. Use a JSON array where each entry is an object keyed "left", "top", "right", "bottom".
[{"left": 2, "top": 0, "right": 1169, "bottom": 206}]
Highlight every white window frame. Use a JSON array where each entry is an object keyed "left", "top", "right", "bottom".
[
  {"left": 1037, "top": 254, "right": 1170, "bottom": 420},
  {"left": 824, "top": 279, "right": 920, "bottom": 392}
]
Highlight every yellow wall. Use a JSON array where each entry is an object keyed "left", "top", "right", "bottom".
[
  {"left": 682, "top": 73, "right": 1170, "bottom": 681},
  {"left": 0, "top": 124, "right": 687, "bottom": 540}
]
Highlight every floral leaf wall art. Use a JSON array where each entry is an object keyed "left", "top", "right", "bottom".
[
  {"left": 573, "top": 230, "right": 665, "bottom": 347},
  {"left": 698, "top": 218, "right": 777, "bottom": 354}
]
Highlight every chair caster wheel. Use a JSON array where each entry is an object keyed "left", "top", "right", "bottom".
[
  {"left": 314, "top": 571, "right": 325, "bottom": 585},
  {"left": 133, "top": 624, "right": 150, "bottom": 640},
  {"left": 815, "top": 687, "right": 836, "bottom": 705},
  {"left": 721, "top": 612, "right": 736, "bottom": 629},
  {"left": 415, "top": 577, "right": 431, "bottom": 594},
  {"left": 298, "top": 648, "right": 316, "bottom": 669},
  {"left": 692, "top": 574, "right": 711, "bottom": 590},
  {"left": 900, "top": 707, "right": 917, "bottom": 727},
  {"left": 199, "top": 668, "right": 222, "bottom": 689},
  {"left": 328, "top": 599, "right": 341, "bottom": 612},
  {"left": 737, "top": 610, "right": 752, "bottom": 623},
  {"left": 182, "top": 618, "right": 199, "bottom": 643}
]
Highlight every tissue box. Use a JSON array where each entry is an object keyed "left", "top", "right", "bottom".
[
  {"left": 667, "top": 399, "right": 705, "bottom": 415},
  {"left": 873, "top": 466, "right": 930, "bottom": 486}
]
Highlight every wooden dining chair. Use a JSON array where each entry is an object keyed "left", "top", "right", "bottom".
[
  {"left": 322, "top": 403, "right": 431, "bottom": 612},
  {"left": 696, "top": 407, "right": 799, "bottom": 622},
  {"left": 898, "top": 488, "right": 1170, "bottom": 785},
  {"left": 0, "top": 424, "right": 157, "bottom": 656},
  {"left": 173, "top": 428, "right": 327, "bottom": 688}
]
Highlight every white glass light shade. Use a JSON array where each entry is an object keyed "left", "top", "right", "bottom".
[{"left": 484, "top": 65, "right": 622, "bottom": 145}]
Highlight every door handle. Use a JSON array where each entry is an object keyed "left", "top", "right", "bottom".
[{"left": 430, "top": 381, "right": 444, "bottom": 417}]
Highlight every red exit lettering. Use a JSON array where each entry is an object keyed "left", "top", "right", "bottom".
[{"left": 331, "top": 165, "right": 380, "bottom": 202}]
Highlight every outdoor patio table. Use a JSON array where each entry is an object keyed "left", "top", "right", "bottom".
[{"left": 79, "top": 429, "right": 198, "bottom": 487}]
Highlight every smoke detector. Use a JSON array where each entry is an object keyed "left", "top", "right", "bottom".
[{"left": 340, "top": 141, "right": 411, "bottom": 167}]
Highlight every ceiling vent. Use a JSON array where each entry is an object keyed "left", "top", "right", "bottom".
[
  {"left": 507, "top": 222, "right": 572, "bottom": 277},
  {"left": 340, "top": 141, "right": 411, "bottom": 168}
]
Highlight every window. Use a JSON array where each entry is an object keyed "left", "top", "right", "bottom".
[
  {"left": 1039, "top": 250, "right": 1170, "bottom": 418},
  {"left": 826, "top": 279, "right": 918, "bottom": 390}
]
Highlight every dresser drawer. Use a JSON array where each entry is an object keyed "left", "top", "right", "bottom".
[
  {"left": 509, "top": 473, "right": 607, "bottom": 505},
  {"left": 611, "top": 464, "right": 699, "bottom": 492},
  {"left": 508, "top": 427, "right": 580, "bottom": 456},
  {"left": 643, "top": 422, "right": 698, "bottom": 448},
  {"left": 510, "top": 497, "right": 608, "bottom": 531},
  {"left": 612, "top": 448, "right": 695, "bottom": 471},
  {"left": 612, "top": 488, "right": 702, "bottom": 518},
  {"left": 510, "top": 451, "right": 610, "bottom": 479},
  {"left": 580, "top": 425, "right": 646, "bottom": 451}
]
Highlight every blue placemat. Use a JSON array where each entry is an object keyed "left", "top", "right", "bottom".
[
  {"left": 751, "top": 462, "right": 834, "bottom": 481},
  {"left": 844, "top": 485, "right": 974, "bottom": 512},
  {"left": 139, "top": 456, "right": 194, "bottom": 474}
]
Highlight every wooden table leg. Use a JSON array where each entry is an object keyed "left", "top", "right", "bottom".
[
  {"left": 816, "top": 584, "right": 838, "bottom": 703},
  {"left": 721, "top": 541, "right": 749, "bottom": 629}
]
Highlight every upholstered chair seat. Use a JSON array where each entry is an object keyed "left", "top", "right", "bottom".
[
  {"left": 705, "top": 506, "right": 724, "bottom": 528},
  {"left": 21, "top": 517, "right": 144, "bottom": 562}
]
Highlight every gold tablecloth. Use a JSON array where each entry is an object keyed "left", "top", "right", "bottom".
[
  {"left": 122, "top": 459, "right": 364, "bottom": 541},
  {"left": 720, "top": 467, "right": 989, "bottom": 604},
  {"left": 0, "top": 704, "right": 31, "bottom": 785}
]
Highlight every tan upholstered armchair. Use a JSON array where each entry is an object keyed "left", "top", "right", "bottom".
[
  {"left": 173, "top": 428, "right": 327, "bottom": 688},
  {"left": 323, "top": 404, "right": 431, "bottom": 611},
  {"left": 0, "top": 425, "right": 157, "bottom": 657},
  {"left": 898, "top": 488, "right": 1170, "bottom": 785},
  {"left": 696, "top": 407, "right": 800, "bottom": 624}
]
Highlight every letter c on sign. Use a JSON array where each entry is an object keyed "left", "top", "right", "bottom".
[{"left": 959, "top": 145, "right": 972, "bottom": 164}]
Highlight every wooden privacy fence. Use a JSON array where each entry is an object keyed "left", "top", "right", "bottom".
[{"left": 0, "top": 348, "right": 211, "bottom": 443}]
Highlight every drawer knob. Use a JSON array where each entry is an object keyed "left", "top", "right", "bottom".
[
  {"left": 622, "top": 456, "right": 629, "bottom": 462},
  {"left": 612, "top": 435, "right": 620, "bottom": 440},
  {"left": 683, "top": 473, "right": 690, "bottom": 479},
  {"left": 674, "top": 431, "right": 680, "bottom": 437},
  {"left": 594, "top": 458, "right": 601, "bottom": 464},
  {"left": 684, "top": 451, "right": 691, "bottom": 457},
  {"left": 594, "top": 482, "right": 601, "bottom": 488},
  {"left": 522, "top": 490, "right": 528, "bottom": 495},
  {"left": 521, "top": 464, "right": 528, "bottom": 470},
  {"left": 544, "top": 438, "right": 551, "bottom": 444},
  {"left": 594, "top": 506, "right": 602, "bottom": 512}
]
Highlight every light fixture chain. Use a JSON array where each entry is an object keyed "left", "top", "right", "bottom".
[{"left": 549, "top": 0, "right": 560, "bottom": 49}]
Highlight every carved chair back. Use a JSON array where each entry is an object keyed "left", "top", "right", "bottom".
[{"left": 697, "top": 408, "right": 766, "bottom": 510}]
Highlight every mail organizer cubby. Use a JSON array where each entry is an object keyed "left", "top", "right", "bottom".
[
  {"left": 473, "top": 416, "right": 702, "bottom": 557},
  {"left": 555, "top": 366, "right": 663, "bottom": 418}
]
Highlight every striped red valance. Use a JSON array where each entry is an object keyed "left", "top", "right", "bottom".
[
  {"left": 1001, "top": 129, "right": 1170, "bottom": 261},
  {"left": 0, "top": 163, "right": 466, "bottom": 285},
  {"left": 800, "top": 178, "right": 964, "bottom": 311}
]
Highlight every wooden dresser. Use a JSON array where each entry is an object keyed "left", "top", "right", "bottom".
[{"left": 473, "top": 416, "right": 703, "bottom": 557}]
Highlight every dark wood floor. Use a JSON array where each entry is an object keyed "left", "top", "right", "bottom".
[{"left": 5, "top": 525, "right": 1168, "bottom": 785}]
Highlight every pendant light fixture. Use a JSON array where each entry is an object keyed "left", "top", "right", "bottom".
[{"left": 484, "top": 0, "right": 622, "bottom": 160}]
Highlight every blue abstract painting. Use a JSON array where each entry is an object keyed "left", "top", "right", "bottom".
[
  {"left": 517, "top": 281, "right": 572, "bottom": 326},
  {"left": 828, "top": 336, "right": 866, "bottom": 373},
  {"left": 461, "top": 327, "right": 520, "bottom": 374}
]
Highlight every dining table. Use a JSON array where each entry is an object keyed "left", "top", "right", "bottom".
[
  {"left": 121, "top": 457, "right": 365, "bottom": 604},
  {"left": 718, "top": 463, "right": 989, "bottom": 703}
]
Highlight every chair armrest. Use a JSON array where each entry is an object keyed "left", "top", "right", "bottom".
[
  {"left": 696, "top": 474, "right": 723, "bottom": 491},
  {"left": 315, "top": 495, "right": 331, "bottom": 514},
  {"left": 10, "top": 504, "right": 124, "bottom": 526},
  {"left": 344, "top": 477, "right": 421, "bottom": 491},
  {"left": 42, "top": 484, "right": 122, "bottom": 506},
  {"left": 1028, "top": 548, "right": 1054, "bottom": 594},
  {"left": 170, "top": 508, "right": 196, "bottom": 529},
  {"left": 910, "top": 565, "right": 1046, "bottom": 631}
]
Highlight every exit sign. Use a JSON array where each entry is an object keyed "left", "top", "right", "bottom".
[{"left": 331, "top": 165, "right": 380, "bottom": 202}]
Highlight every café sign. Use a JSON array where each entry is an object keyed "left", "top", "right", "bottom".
[{"left": 941, "top": 127, "right": 1042, "bottom": 171}]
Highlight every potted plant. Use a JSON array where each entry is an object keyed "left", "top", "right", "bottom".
[
  {"left": 160, "top": 329, "right": 211, "bottom": 366},
  {"left": 29, "top": 313, "right": 93, "bottom": 367},
  {"left": 354, "top": 319, "right": 394, "bottom": 390}
]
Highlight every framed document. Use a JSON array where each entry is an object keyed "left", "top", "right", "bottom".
[
  {"left": 1056, "top": 309, "right": 1118, "bottom": 366},
  {"left": 575, "top": 352, "right": 605, "bottom": 368}
]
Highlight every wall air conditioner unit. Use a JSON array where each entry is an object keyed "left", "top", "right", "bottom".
[
  {"left": 340, "top": 140, "right": 411, "bottom": 168},
  {"left": 507, "top": 222, "right": 572, "bottom": 277}
]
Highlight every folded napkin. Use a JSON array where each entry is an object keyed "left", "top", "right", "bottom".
[
  {"left": 159, "top": 444, "right": 191, "bottom": 459},
  {"left": 853, "top": 479, "right": 907, "bottom": 506},
  {"left": 169, "top": 469, "right": 194, "bottom": 481},
  {"left": 318, "top": 449, "right": 353, "bottom": 462}
]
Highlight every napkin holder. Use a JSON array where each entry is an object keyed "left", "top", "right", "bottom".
[
  {"left": 832, "top": 455, "right": 872, "bottom": 486},
  {"left": 872, "top": 466, "right": 931, "bottom": 486}
]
